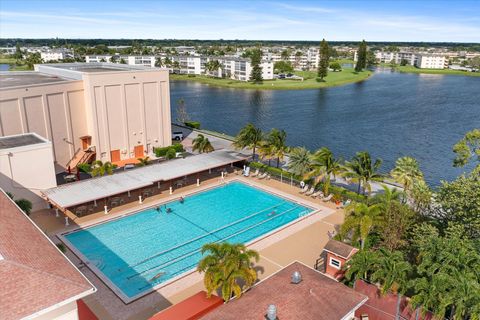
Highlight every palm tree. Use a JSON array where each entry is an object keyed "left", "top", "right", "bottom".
[
  {"left": 197, "top": 242, "right": 259, "bottom": 301},
  {"left": 155, "top": 57, "right": 163, "bottom": 67},
  {"left": 267, "top": 128, "right": 288, "bottom": 168},
  {"left": 287, "top": 147, "right": 312, "bottom": 176},
  {"left": 307, "top": 147, "right": 344, "bottom": 194},
  {"left": 192, "top": 134, "right": 214, "bottom": 153},
  {"left": 390, "top": 156, "right": 424, "bottom": 193},
  {"left": 163, "top": 57, "right": 172, "bottom": 68},
  {"left": 344, "top": 151, "right": 383, "bottom": 195},
  {"left": 374, "top": 184, "right": 403, "bottom": 212},
  {"left": 90, "top": 160, "right": 116, "bottom": 177},
  {"left": 372, "top": 249, "right": 411, "bottom": 320},
  {"left": 137, "top": 156, "right": 150, "bottom": 166},
  {"left": 340, "top": 202, "right": 383, "bottom": 249},
  {"left": 344, "top": 249, "right": 379, "bottom": 283},
  {"left": 233, "top": 123, "right": 263, "bottom": 160},
  {"left": 257, "top": 140, "right": 275, "bottom": 166}
]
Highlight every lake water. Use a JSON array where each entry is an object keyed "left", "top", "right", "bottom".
[
  {"left": 0, "top": 64, "right": 10, "bottom": 71},
  {"left": 170, "top": 68, "right": 480, "bottom": 186}
]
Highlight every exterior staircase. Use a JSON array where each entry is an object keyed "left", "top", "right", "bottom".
[{"left": 66, "top": 148, "right": 96, "bottom": 172}]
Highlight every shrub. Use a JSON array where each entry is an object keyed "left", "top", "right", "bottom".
[
  {"left": 165, "top": 148, "right": 177, "bottom": 159},
  {"left": 154, "top": 143, "right": 184, "bottom": 157},
  {"left": 56, "top": 243, "right": 66, "bottom": 253},
  {"left": 248, "top": 162, "right": 302, "bottom": 181},
  {"left": 15, "top": 198, "right": 32, "bottom": 215},
  {"left": 185, "top": 121, "right": 201, "bottom": 129},
  {"left": 77, "top": 163, "right": 91, "bottom": 173}
]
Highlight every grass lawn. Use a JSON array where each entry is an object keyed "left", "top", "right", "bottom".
[
  {"left": 0, "top": 57, "right": 17, "bottom": 64},
  {"left": 170, "top": 68, "right": 372, "bottom": 90},
  {"left": 386, "top": 64, "right": 480, "bottom": 77}
]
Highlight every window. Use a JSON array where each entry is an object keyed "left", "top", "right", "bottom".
[{"left": 329, "top": 257, "right": 341, "bottom": 269}]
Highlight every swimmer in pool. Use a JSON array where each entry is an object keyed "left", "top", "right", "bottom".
[
  {"left": 156, "top": 206, "right": 161, "bottom": 213},
  {"left": 179, "top": 197, "right": 184, "bottom": 204},
  {"left": 268, "top": 210, "right": 276, "bottom": 216},
  {"left": 166, "top": 207, "right": 172, "bottom": 213}
]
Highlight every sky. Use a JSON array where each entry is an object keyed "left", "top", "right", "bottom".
[{"left": 1, "top": 0, "right": 479, "bottom": 42}]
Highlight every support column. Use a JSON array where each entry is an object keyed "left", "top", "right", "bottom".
[
  {"left": 209, "top": 168, "right": 211, "bottom": 174},
  {"left": 104, "top": 205, "right": 108, "bottom": 214},
  {"left": 169, "top": 186, "right": 173, "bottom": 194},
  {"left": 93, "top": 199, "right": 97, "bottom": 207},
  {"left": 65, "top": 217, "right": 69, "bottom": 226},
  {"left": 128, "top": 190, "right": 131, "bottom": 197},
  {"left": 197, "top": 178, "right": 200, "bottom": 186},
  {"left": 55, "top": 208, "right": 59, "bottom": 218},
  {"left": 138, "top": 195, "right": 143, "bottom": 204},
  {"left": 157, "top": 181, "right": 161, "bottom": 189}
]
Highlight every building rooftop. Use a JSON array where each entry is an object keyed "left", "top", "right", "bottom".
[
  {"left": 43, "top": 150, "right": 249, "bottom": 209},
  {"left": 0, "top": 191, "right": 95, "bottom": 319},
  {"left": 201, "top": 261, "right": 368, "bottom": 320},
  {"left": 323, "top": 239, "right": 358, "bottom": 259},
  {"left": 0, "top": 133, "right": 48, "bottom": 150},
  {"left": 0, "top": 71, "right": 70, "bottom": 89}
]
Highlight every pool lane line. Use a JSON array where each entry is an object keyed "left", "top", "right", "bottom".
[
  {"left": 125, "top": 202, "right": 288, "bottom": 269},
  {"left": 128, "top": 205, "right": 303, "bottom": 280}
]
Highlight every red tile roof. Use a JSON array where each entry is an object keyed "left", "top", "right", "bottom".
[
  {"left": 201, "top": 261, "right": 368, "bottom": 320},
  {"left": 0, "top": 191, "right": 95, "bottom": 320},
  {"left": 150, "top": 291, "right": 224, "bottom": 320},
  {"left": 323, "top": 239, "right": 358, "bottom": 259}
]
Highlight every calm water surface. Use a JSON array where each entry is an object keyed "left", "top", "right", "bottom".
[{"left": 170, "top": 69, "right": 480, "bottom": 186}]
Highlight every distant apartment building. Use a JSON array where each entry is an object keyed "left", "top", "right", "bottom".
[
  {"left": 85, "top": 54, "right": 274, "bottom": 81},
  {"left": 40, "top": 49, "right": 71, "bottom": 62},
  {"left": 355, "top": 50, "right": 447, "bottom": 69},
  {"left": 414, "top": 54, "right": 447, "bottom": 69},
  {"left": 0, "top": 63, "right": 172, "bottom": 172},
  {"left": 263, "top": 47, "right": 319, "bottom": 70},
  {"left": 374, "top": 51, "right": 416, "bottom": 65}
]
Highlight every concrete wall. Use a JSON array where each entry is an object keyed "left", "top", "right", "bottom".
[
  {"left": 0, "top": 138, "right": 57, "bottom": 211},
  {"left": 0, "top": 80, "right": 87, "bottom": 168},
  {"left": 82, "top": 69, "right": 171, "bottom": 162},
  {"left": 324, "top": 252, "right": 347, "bottom": 280}
]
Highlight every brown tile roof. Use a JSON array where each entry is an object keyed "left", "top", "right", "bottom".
[
  {"left": 323, "top": 239, "right": 358, "bottom": 259},
  {"left": 0, "top": 191, "right": 95, "bottom": 320},
  {"left": 201, "top": 261, "right": 367, "bottom": 320}
]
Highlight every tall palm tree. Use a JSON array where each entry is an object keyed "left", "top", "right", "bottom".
[
  {"left": 91, "top": 160, "right": 116, "bottom": 177},
  {"left": 257, "top": 140, "right": 275, "bottom": 166},
  {"left": 374, "top": 184, "right": 403, "bottom": 213},
  {"left": 267, "top": 128, "right": 288, "bottom": 168},
  {"left": 372, "top": 249, "right": 411, "bottom": 320},
  {"left": 197, "top": 242, "right": 259, "bottom": 301},
  {"left": 192, "top": 134, "right": 214, "bottom": 153},
  {"left": 307, "top": 147, "right": 344, "bottom": 194},
  {"left": 287, "top": 147, "right": 312, "bottom": 176},
  {"left": 390, "top": 156, "right": 424, "bottom": 193},
  {"left": 344, "top": 151, "right": 383, "bottom": 195},
  {"left": 340, "top": 202, "right": 383, "bottom": 249},
  {"left": 155, "top": 57, "right": 163, "bottom": 67},
  {"left": 344, "top": 249, "right": 379, "bottom": 283},
  {"left": 233, "top": 123, "right": 263, "bottom": 160}
]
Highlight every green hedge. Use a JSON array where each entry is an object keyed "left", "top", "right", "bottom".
[
  {"left": 329, "top": 184, "right": 368, "bottom": 203},
  {"left": 185, "top": 121, "right": 201, "bottom": 129},
  {"left": 165, "top": 148, "right": 177, "bottom": 159},
  {"left": 154, "top": 143, "right": 184, "bottom": 157}
]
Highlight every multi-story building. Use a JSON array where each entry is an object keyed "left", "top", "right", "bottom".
[
  {"left": 263, "top": 47, "right": 319, "bottom": 70},
  {"left": 40, "top": 49, "right": 71, "bottom": 62},
  {"left": 0, "top": 63, "right": 172, "bottom": 171},
  {"left": 373, "top": 51, "right": 416, "bottom": 65},
  {"left": 414, "top": 54, "right": 447, "bottom": 69}
]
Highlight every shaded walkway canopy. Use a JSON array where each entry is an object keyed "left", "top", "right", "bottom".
[{"left": 42, "top": 150, "right": 248, "bottom": 209}]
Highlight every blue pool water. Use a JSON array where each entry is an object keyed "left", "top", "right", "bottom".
[{"left": 64, "top": 182, "right": 312, "bottom": 299}]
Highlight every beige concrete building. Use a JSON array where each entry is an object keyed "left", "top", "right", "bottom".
[{"left": 0, "top": 63, "right": 172, "bottom": 171}]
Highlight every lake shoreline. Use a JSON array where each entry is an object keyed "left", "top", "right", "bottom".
[{"left": 169, "top": 69, "right": 373, "bottom": 90}]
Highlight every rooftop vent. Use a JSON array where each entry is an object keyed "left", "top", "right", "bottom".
[
  {"left": 265, "top": 304, "right": 278, "bottom": 320},
  {"left": 291, "top": 271, "right": 302, "bottom": 284}
]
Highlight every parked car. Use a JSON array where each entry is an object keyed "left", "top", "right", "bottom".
[{"left": 172, "top": 132, "right": 184, "bottom": 141}]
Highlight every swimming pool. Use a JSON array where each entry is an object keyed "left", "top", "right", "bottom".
[{"left": 63, "top": 181, "right": 313, "bottom": 301}]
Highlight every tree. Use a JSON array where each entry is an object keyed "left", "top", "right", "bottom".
[
  {"left": 176, "top": 98, "right": 189, "bottom": 124},
  {"left": 266, "top": 128, "right": 288, "bottom": 168},
  {"left": 119, "top": 58, "right": 127, "bottom": 64},
  {"left": 355, "top": 40, "right": 367, "bottom": 72},
  {"left": 136, "top": 156, "right": 150, "bottom": 166},
  {"left": 435, "top": 168, "right": 480, "bottom": 239},
  {"left": 155, "top": 57, "right": 163, "bottom": 67},
  {"left": 90, "top": 160, "right": 116, "bottom": 177},
  {"left": 344, "top": 249, "right": 379, "bottom": 283},
  {"left": 400, "top": 59, "right": 409, "bottom": 66},
  {"left": 390, "top": 156, "right": 424, "bottom": 194},
  {"left": 249, "top": 48, "right": 263, "bottom": 83},
  {"left": 410, "top": 179, "right": 432, "bottom": 215},
  {"left": 233, "top": 123, "right": 263, "bottom": 160},
  {"left": 273, "top": 61, "right": 293, "bottom": 73},
  {"left": 340, "top": 202, "right": 383, "bottom": 249},
  {"left": 287, "top": 147, "right": 312, "bottom": 176},
  {"left": 372, "top": 249, "right": 411, "bottom": 320},
  {"left": 307, "top": 147, "right": 344, "bottom": 194},
  {"left": 25, "top": 52, "right": 42, "bottom": 70},
  {"left": 197, "top": 242, "right": 259, "bottom": 301},
  {"left": 453, "top": 128, "right": 480, "bottom": 168},
  {"left": 329, "top": 62, "right": 342, "bottom": 72},
  {"left": 366, "top": 50, "right": 377, "bottom": 67},
  {"left": 192, "top": 134, "right": 214, "bottom": 153},
  {"left": 163, "top": 57, "right": 172, "bottom": 68},
  {"left": 109, "top": 56, "right": 117, "bottom": 63},
  {"left": 205, "top": 59, "right": 222, "bottom": 77},
  {"left": 344, "top": 151, "right": 383, "bottom": 195},
  {"left": 280, "top": 49, "right": 290, "bottom": 61},
  {"left": 317, "top": 39, "right": 329, "bottom": 81},
  {"left": 14, "top": 42, "right": 23, "bottom": 60}
]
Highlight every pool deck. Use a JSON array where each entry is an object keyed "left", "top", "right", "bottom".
[{"left": 31, "top": 174, "right": 345, "bottom": 320}]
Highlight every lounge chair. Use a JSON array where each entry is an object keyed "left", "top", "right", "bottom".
[
  {"left": 322, "top": 194, "right": 333, "bottom": 202},
  {"left": 251, "top": 169, "right": 260, "bottom": 177},
  {"left": 265, "top": 174, "right": 271, "bottom": 180},
  {"left": 311, "top": 191, "right": 323, "bottom": 198},
  {"left": 305, "top": 187, "right": 315, "bottom": 196},
  {"left": 258, "top": 172, "right": 268, "bottom": 179},
  {"left": 342, "top": 199, "right": 352, "bottom": 207},
  {"left": 243, "top": 167, "right": 250, "bottom": 177},
  {"left": 299, "top": 185, "right": 309, "bottom": 194}
]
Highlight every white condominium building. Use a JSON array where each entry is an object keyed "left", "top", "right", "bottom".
[
  {"left": 263, "top": 47, "right": 319, "bottom": 70},
  {"left": 414, "top": 54, "right": 447, "bottom": 69}
]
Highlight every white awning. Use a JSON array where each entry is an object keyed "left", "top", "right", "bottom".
[{"left": 42, "top": 150, "right": 248, "bottom": 209}]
